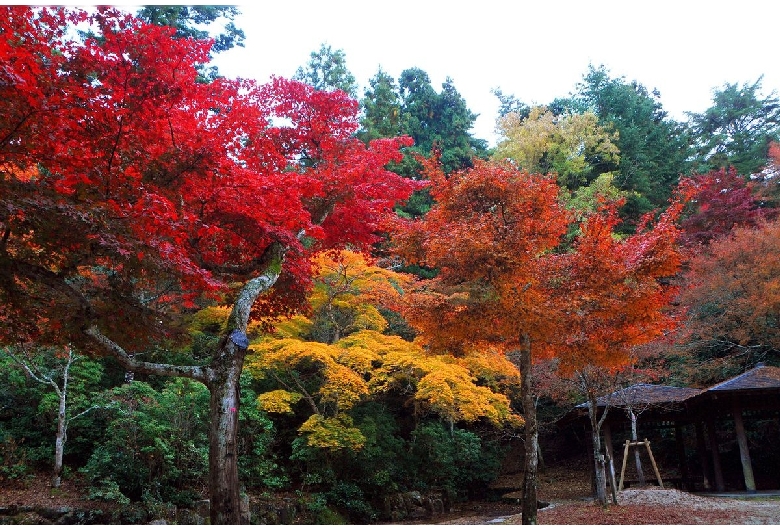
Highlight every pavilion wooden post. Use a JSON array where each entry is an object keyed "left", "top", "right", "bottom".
[
  {"left": 705, "top": 416, "right": 726, "bottom": 492},
  {"left": 695, "top": 422, "right": 712, "bottom": 491},
  {"left": 674, "top": 424, "right": 690, "bottom": 489},
  {"left": 732, "top": 403, "right": 756, "bottom": 492}
]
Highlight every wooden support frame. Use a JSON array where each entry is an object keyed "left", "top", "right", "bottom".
[
  {"left": 605, "top": 451, "right": 618, "bottom": 505},
  {"left": 618, "top": 439, "right": 663, "bottom": 491}
]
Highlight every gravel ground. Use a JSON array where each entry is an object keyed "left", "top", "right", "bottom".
[{"left": 438, "top": 488, "right": 780, "bottom": 525}]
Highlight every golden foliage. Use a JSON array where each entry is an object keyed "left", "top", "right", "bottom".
[
  {"left": 247, "top": 251, "right": 521, "bottom": 450},
  {"left": 189, "top": 305, "right": 231, "bottom": 335},
  {"left": 298, "top": 414, "right": 366, "bottom": 451},
  {"left": 494, "top": 106, "right": 620, "bottom": 191},
  {"left": 257, "top": 389, "right": 302, "bottom": 414},
  {"left": 270, "top": 315, "right": 312, "bottom": 339}
]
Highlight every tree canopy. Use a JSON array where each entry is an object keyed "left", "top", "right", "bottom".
[
  {"left": 689, "top": 78, "right": 780, "bottom": 176},
  {"left": 293, "top": 43, "right": 358, "bottom": 98}
]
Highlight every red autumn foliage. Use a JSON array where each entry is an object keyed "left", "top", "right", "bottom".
[
  {"left": 0, "top": 6, "right": 418, "bottom": 348},
  {"left": 545, "top": 197, "right": 687, "bottom": 376},
  {"left": 679, "top": 167, "right": 775, "bottom": 248}
]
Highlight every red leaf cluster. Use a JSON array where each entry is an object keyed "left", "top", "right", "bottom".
[{"left": 0, "top": 7, "right": 417, "bottom": 347}]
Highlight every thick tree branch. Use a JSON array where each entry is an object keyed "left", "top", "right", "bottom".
[
  {"left": 0, "top": 256, "right": 94, "bottom": 325},
  {"left": 226, "top": 241, "right": 284, "bottom": 332},
  {"left": 85, "top": 325, "right": 209, "bottom": 384}
]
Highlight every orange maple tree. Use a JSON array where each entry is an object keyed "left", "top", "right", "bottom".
[
  {"left": 393, "top": 156, "right": 692, "bottom": 516},
  {"left": 676, "top": 219, "right": 780, "bottom": 381},
  {"left": 393, "top": 157, "right": 570, "bottom": 524},
  {"left": 543, "top": 195, "right": 688, "bottom": 505}
]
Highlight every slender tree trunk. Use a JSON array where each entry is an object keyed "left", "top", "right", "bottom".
[
  {"left": 52, "top": 385, "right": 67, "bottom": 488},
  {"left": 52, "top": 353, "right": 72, "bottom": 489},
  {"left": 630, "top": 410, "right": 646, "bottom": 486},
  {"left": 7, "top": 347, "right": 73, "bottom": 489},
  {"left": 518, "top": 334, "right": 538, "bottom": 525},
  {"left": 587, "top": 397, "right": 608, "bottom": 506}
]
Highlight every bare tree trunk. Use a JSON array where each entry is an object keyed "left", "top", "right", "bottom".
[
  {"left": 587, "top": 398, "right": 608, "bottom": 506},
  {"left": 86, "top": 250, "right": 282, "bottom": 525},
  {"left": 52, "top": 382, "right": 67, "bottom": 488},
  {"left": 630, "top": 410, "right": 646, "bottom": 486},
  {"left": 518, "top": 334, "right": 538, "bottom": 525}
]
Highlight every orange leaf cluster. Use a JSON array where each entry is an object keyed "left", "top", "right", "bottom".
[
  {"left": 393, "top": 158, "right": 688, "bottom": 378},
  {"left": 393, "top": 158, "right": 570, "bottom": 355}
]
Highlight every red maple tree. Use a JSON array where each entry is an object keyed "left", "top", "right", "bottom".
[
  {"left": 544, "top": 195, "right": 688, "bottom": 505},
  {"left": 0, "top": 7, "right": 417, "bottom": 523},
  {"left": 679, "top": 167, "right": 773, "bottom": 248}
]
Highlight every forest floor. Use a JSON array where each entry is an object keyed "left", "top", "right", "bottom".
[
  {"left": 3, "top": 463, "right": 780, "bottom": 525},
  {"left": 0, "top": 472, "right": 114, "bottom": 513}
]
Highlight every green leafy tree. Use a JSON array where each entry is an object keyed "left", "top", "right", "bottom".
[
  {"left": 136, "top": 6, "right": 245, "bottom": 51},
  {"left": 373, "top": 68, "right": 489, "bottom": 217},
  {"left": 397, "top": 69, "right": 487, "bottom": 174},
  {"left": 1, "top": 345, "right": 106, "bottom": 488},
  {"left": 294, "top": 43, "right": 358, "bottom": 98},
  {"left": 688, "top": 78, "right": 780, "bottom": 176},
  {"left": 359, "top": 68, "right": 402, "bottom": 143},
  {"left": 492, "top": 87, "right": 530, "bottom": 119},
  {"left": 570, "top": 65, "right": 692, "bottom": 228},
  {"left": 81, "top": 379, "right": 210, "bottom": 505}
]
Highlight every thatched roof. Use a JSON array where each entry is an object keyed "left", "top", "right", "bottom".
[
  {"left": 576, "top": 383, "right": 702, "bottom": 409},
  {"left": 562, "top": 364, "right": 780, "bottom": 428},
  {"left": 706, "top": 364, "right": 780, "bottom": 392}
]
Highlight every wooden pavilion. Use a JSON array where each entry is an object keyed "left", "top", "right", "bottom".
[{"left": 561, "top": 364, "right": 780, "bottom": 493}]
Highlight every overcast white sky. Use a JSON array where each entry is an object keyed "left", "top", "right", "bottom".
[{"left": 203, "top": 2, "right": 775, "bottom": 145}]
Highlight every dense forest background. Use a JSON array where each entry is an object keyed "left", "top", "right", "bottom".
[{"left": 2, "top": 6, "right": 780, "bottom": 524}]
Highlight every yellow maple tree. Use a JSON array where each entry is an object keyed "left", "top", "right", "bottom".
[{"left": 246, "top": 250, "right": 520, "bottom": 450}]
